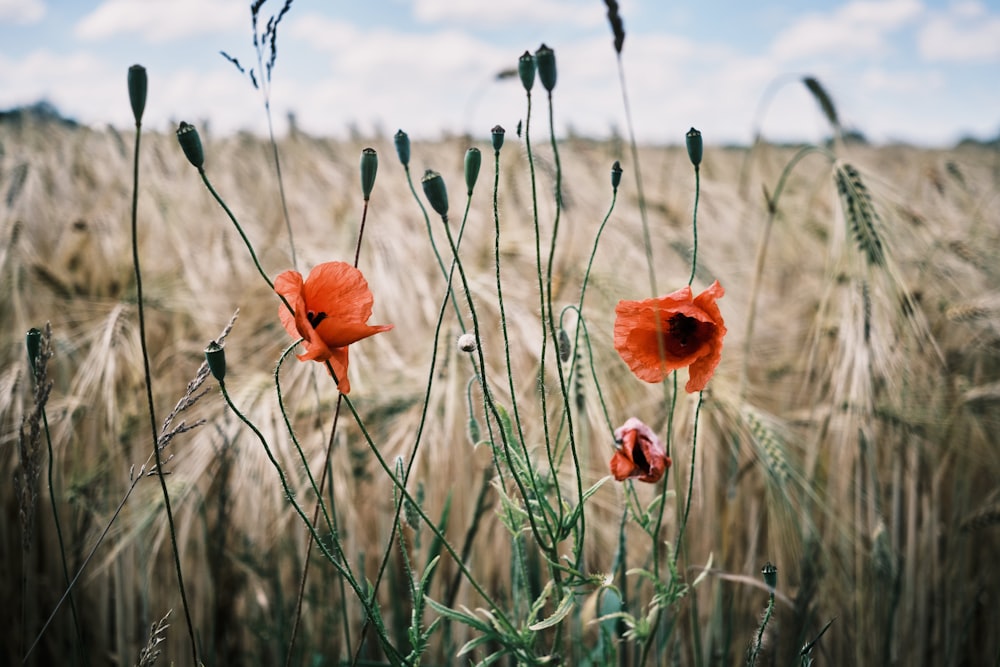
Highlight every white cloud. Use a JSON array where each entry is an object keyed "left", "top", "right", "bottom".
[
  {"left": 76, "top": 0, "right": 244, "bottom": 43},
  {"left": 412, "top": 0, "right": 604, "bottom": 28},
  {"left": 918, "top": 4, "right": 1000, "bottom": 62},
  {"left": 860, "top": 66, "right": 945, "bottom": 93},
  {"left": 0, "top": 0, "right": 45, "bottom": 24},
  {"left": 771, "top": 0, "right": 923, "bottom": 61}
]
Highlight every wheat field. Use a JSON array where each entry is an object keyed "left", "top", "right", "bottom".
[{"left": 2, "top": 106, "right": 999, "bottom": 665}]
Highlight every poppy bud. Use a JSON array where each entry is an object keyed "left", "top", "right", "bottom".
[
  {"left": 611, "top": 160, "right": 623, "bottom": 190},
  {"left": 205, "top": 340, "right": 226, "bottom": 382},
  {"left": 457, "top": 332, "right": 477, "bottom": 352},
  {"left": 176, "top": 121, "right": 204, "bottom": 170},
  {"left": 127, "top": 64, "right": 147, "bottom": 125},
  {"left": 360, "top": 147, "right": 378, "bottom": 201},
  {"left": 394, "top": 129, "right": 410, "bottom": 167},
  {"left": 557, "top": 328, "right": 571, "bottom": 363},
  {"left": 686, "top": 127, "right": 703, "bottom": 168},
  {"left": 464, "top": 147, "right": 481, "bottom": 196},
  {"left": 491, "top": 125, "right": 505, "bottom": 152},
  {"left": 517, "top": 50, "right": 536, "bottom": 92},
  {"left": 421, "top": 169, "right": 449, "bottom": 217},
  {"left": 761, "top": 561, "right": 777, "bottom": 591},
  {"left": 535, "top": 44, "right": 556, "bottom": 92},
  {"left": 26, "top": 327, "right": 42, "bottom": 373}
]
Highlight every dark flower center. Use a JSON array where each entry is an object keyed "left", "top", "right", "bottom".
[
  {"left": 307, "top": 311, "right": 327, "bottom": 328},
  {"left": 669, "top": 313, "right": 699, "bottom": 346},
  {"left": 632, "top": 439, "right": 649, "bottom": 471}
]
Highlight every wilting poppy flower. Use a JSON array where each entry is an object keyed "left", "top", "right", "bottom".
[
  {"left": 610, "top": 418, "right": 670, "bottom": 483},
  {"left": 274, "top": 261, "right": 393, "bottom": 394},
  {"left": 614, "top": 281, "right": 726, "bottom": 393}
]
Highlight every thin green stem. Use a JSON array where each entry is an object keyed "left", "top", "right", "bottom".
[
  {"left": 405, "top": 164, "right": 466, "bottom": 332},
  {"left": 218, "top": 380, "right": 404, "bottom": 662},
  {"left": 543, "top": 90, "right": 586, "bottom": 563},
  {"left": 688, "top": 166, "right": 700, "bottom": 286},
  {"left": 340, "top": 394, "right": 514, "bottom": 634},
  {"left": 41, "top": 404, "right": 85, "bottom": 663},
  {"left": 440, "top": 208, "right": 556, "bottom": 553},
  {"left": 748, "top": 593, "right": 775, "bottom": 667},
  {"left": 131, "top": 120, "right": 199, "bottom": 666},
  {"left": 523, "top": 89, "right": 566, "bottom": 542}
]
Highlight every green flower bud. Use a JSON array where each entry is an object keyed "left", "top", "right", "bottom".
[
  {"left": 535, "top": 44, "right": 556, "bottom": 92},
  {"left": 518, "top": 50, "right": 536, "bottom": 92},
  {"left": 611, "top": 160, "right": 623, "bottom": 189},
  {"left": 686, "top": 127, "right": 703, "bottom": 168},
  {"left": 464, "top": 147, "right": 481, "bottom": 195},
  {"left": 557, "top": 328, "right": 571, "bottom": 363},
  {"left": 491, "top": 125, "right": 505, "bottom": 152},
  {"left": 205, "top": 340, "right": 226, "bottom": 383},
  {"left": 421, "top": 169, "right": 449, "bottom": 217},
  {"left": 26, "top": 327, "right": 42, "bottom": 373},
  {"left": 761, "top": 561, "right": 777, "bottom": 591},
  {"left": 176, "top": 121, "right": 204, "bottom": 170},
  {"left": 127, "top": 64, "right": 147, "bottom": 125},
  {"left": 394, "top": 129, "right": 410, "bottom": 167},
  {"left": 360, "top": 147, "right": 378, "bottom": 201}
]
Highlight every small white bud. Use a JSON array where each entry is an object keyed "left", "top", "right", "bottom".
[{"left": 457, "top": 333, "right": 478, "bottom": 352}]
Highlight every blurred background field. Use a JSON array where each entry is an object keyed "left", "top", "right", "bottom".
[{"left": 2, "top": 107, "right": 1000, "bottom": 664}]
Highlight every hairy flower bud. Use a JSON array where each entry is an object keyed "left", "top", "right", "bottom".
[{"left": 611, "top": 160, "right": 623, "bottom": 189}]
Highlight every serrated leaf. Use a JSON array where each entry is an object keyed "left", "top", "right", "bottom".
[{"left": 528, "top": 590, "right": 575, "bottom": 631}]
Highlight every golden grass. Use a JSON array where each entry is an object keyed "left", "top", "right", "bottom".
[{"left": 2, "top": 115, "right": 999, "bottom": 665}]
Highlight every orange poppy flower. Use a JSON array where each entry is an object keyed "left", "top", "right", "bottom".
[
  {"left": 614, "top": 280, "right": 726, "bottom": 393},
  {"left": 610, "top": 418, "right": 670, "bottom": 483},
  {"left": 274, "top": 261, "right": 393, "bottom": 394}
]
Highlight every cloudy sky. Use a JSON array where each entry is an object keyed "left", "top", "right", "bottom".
[{"left": 1, "top": 0, "right": 998, "bottom": 146}]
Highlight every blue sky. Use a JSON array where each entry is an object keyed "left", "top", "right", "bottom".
[{"left": 1, "top": 0, "right": 998, "bottom": 145}]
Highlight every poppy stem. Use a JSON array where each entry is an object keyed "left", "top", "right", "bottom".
[
  {"left": 218, "top": 378, "right": 405, "bottom": 661},
  {"left": 688, "top": 165, "right": 700, "bottom": 286},
  {"left": 197, "top": 169, "right": 295, "bottom": 315},
  {"left": 339, "top": 394, "right": 515, "bottom": 633},
  {"left": 353, "top": 199, "right": 368, "bottom": 268},
  {"left": 130, "top": 108, "right": 200, "bottom": 667}
]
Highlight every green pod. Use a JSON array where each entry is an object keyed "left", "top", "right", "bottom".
[
  {"left": 535, "top": 44, "right": 556, "bottom": 92},
  {"left": 686, "top": 127, "right": 703, "bottom": 168},
  {"left": 176, "top": 121, "right": 205, "bottom": 170},
  {"left": 26, "top": 327, "right": 42, "bottom": 373},
  {"left": 517, "top": 50, "right": 536, "bottom": 92},
  {"left": 360, "top": 147, "right": 378, "bottom": 201},
  {"left": 491, "top": 125, "right": 506, "bottom": 152},
  {"left": 761, "top": 561, "right": 778, "bottom": 591},
  {"left": 205, "top": 341, "right": 226, "bottom": 383},
  {"left": 394, "top": 129, "right": 410, "bottom": 167},
  {"left": 127, "top": 64, "right": 147, "bottom": 125},
  {"left": 464, "top": 147, "right": 481, "bottom": 195},
  {"left": 421, "top": 169, "right": 449, "bottom": 217},
  {"left": 611, "top": 160, "right": 623, "bottom": 189}
]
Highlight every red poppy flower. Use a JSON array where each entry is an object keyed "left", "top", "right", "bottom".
[
  {"left": 274, "top": 261, "right": 393, "bottom": 394},
  {"left": 614, "top": 280, "right": 726, "bottom": 393},
  {"left": 610, "top": 418, "right": 670, "bottom": 483}
]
